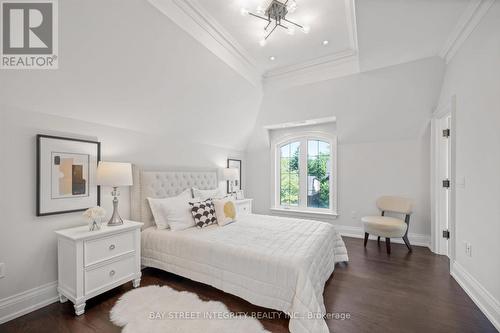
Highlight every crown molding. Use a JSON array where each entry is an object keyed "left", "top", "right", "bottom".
[
  {"left": 264, "top": 49, "right": 357, "bottom": 78},
  {"left": 344, "top": 0, "right": 359, "bottom": 53},
  {"left": 263, "top": 50, "right": 360, "bottom": 91},
  {"left": 148, "top": 0, "right": 262, "bottom": 87},
  {"left": 439, "top": 0, "right": 495, "bottom": 64}
]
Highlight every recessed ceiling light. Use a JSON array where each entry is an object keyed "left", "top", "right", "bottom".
[
  {"left": 259, "top": 39, "right": 267, "bottom": 47},
  {"left": 322, "top": 40, "right": 329, "bottom": 46},
  {"left": 269, "top": 56, "right": 276, "bottom": 61}
]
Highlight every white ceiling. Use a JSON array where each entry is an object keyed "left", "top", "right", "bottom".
[
  {"left": 198, "top": 0, "right": 356, "bottom": 73},
  {"left": 356, "top": 0, "right": 470, "bottom": 71},
  {"left": 149, "top": 0, "right": 479, "bottom": 87}
]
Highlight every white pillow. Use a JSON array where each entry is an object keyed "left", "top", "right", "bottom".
[
  {"left": 213, "top": 198, "right": 237, "bottom": 226},
  {"left": 147, "top": 189, "right": 193, "bottom": 230},
  {"left": 147, "top": 197, "right": 170, "bottom": 230},
  {"left": 192, "top": 187, "right": 225, "bottom": 201}
]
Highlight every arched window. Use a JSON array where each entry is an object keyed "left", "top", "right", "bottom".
[{"left": 273, "top": 134, "right": 337, "bottom": 215}]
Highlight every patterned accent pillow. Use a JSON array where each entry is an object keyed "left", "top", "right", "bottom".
[{"left": 189, "top": 199, "right": 218, "bottom": 228}]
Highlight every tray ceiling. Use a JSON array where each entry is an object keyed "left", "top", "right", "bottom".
[
  {"left": 199, "top": 0, "right": 357, "bottom": 72},
  {"left": 148, "top": 0, "right": 358, "bottom": 87}
]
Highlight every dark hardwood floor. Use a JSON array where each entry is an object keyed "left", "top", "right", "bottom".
[{"left": 0, "top": 237, "right": 496, "bottom": 333}]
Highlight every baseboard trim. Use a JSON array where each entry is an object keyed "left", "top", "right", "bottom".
[
  {"left": 334, "top": 224, "right": 431, "bottom": 248},
  {"left": 451, "top": 261, "right": 500, "bottom": 331},
  {"left": 0, "top": 281, "right": 59, "bottom": 325}
]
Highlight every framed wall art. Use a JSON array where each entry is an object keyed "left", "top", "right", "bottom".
[{"left": 36, "top": 134, "right": 101, "bottom": 216}]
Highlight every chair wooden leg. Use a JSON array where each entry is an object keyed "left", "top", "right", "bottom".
[
  {"left": 403, "top": 235, "right": 412, "bottom": 252},
  {"left": 385, "top": 238, "right": 391, "bottom": 254},
  {"left": 364, "top": 232, "right": 369, "bottom": 247},
  {"left": 377, "top": 236, "right": 380, "bottom": 245}
]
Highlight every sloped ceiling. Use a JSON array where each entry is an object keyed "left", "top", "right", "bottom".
[
  {"left": 247, "top": 57, "right": 446, "bottom": 151},
  {"left": 0, "top": 0, "right": 262, "bottom": 151},
  {"left": 356, "top": 0, "right": 470, "bottom": 71}
]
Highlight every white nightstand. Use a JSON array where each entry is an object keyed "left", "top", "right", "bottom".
[
  {"left": 234, "top": 198, "right": 253, "bottom": 215},
  {"left": 55, "top": 220, "right": 143, "bottom": 315}
]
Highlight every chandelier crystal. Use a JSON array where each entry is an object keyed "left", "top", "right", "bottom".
[{"left": 241, "top": 0, "right": 310, "bottom": 45}]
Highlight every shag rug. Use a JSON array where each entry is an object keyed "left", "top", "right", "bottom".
[{"left": 110, "top": 285, "right": 269, "bottom": 333}]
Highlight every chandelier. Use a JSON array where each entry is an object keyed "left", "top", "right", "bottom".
[{"left": 241, "top": 0, "right": 310, "bottom": 46}]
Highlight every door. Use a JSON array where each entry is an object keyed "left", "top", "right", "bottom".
[{"left": 437, "top": 114, "right": 451, "bottom": 256}]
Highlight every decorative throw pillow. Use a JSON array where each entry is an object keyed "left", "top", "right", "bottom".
[
  {"left": 189, "top": 199, "right": 218, "bottom": 228},
  {"left": 213, "top": 198, "right": 237, "bottom": 226},
  {"left": 147, "top": 189, "right": 192, "bottom": 230},
  {"left": 192, "top": 188, "right": 225, "bottom": 201}
]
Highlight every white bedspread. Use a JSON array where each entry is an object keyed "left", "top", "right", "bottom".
[{"left": 141, "top": 214, "right": 348, "bottom": 333}]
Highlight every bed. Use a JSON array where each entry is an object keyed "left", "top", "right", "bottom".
[{"left": 131, "top": 167, "right": 349, "bottom": 333}]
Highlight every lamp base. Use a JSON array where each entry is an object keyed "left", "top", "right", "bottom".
[
  {"left": 107, "top": 188, "right": 124, "bottom": 226},
  {"left": 107, "top": 213, "right": 123, "bottom": 226}
]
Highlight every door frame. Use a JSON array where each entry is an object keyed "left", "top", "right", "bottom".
[{"left": 431, "top": 95, "right": 456, "bottom": 264}]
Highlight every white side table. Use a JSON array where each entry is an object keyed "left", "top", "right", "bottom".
[
  {"left": 234, "top": 198, "right": 253, "bottom": 215},
  {"left": 55, "top": 220, "right": 143, "bottom": 315}
]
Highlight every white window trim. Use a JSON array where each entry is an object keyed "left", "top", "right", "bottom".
[{"left": 270, "top": 131, "right": 338, "bottom": 216}]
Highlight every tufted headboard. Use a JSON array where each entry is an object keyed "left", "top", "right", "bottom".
[{"left": 130, "top": 166, "right": 218, "bottom": 229}]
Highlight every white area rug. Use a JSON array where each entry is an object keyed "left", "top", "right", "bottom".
[{"left": 110, "top": 285, "right": 269, "bottom": 333}]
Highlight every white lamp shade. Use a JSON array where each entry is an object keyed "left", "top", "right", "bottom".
[
  {"left": 96, "top": 162, "right": 133, "bottom": 187},
  {"left": 222, "top": 168, "right": 239, "bottom": 181}
]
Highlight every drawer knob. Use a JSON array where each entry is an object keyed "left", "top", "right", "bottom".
[
  {"left": 109, "top": 270, "right": 115, "bottom": 276},
  {"left": 109, "top": 244, "right": 115, "bottom": 250}
]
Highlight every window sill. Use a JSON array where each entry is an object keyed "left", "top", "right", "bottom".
[{"left": 270, "top": 207, "right": 338, "bottom": 219}]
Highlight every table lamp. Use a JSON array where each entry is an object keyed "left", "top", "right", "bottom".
[
  {"left": 96, "top": 162, "right": 133, "bottom": 226},
  {"left": 222, "top": 168, "right": 239, "bottom": 196}
]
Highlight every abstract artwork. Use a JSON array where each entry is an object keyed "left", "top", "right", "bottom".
[
  {"left": 37, "top": 135, "right": 100, "bottom": 216},
  {"left": 51, "top": 153, "right": 89, "bottom": 198}
]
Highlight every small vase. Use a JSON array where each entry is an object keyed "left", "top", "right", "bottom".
[{"left": 89, "top": 220, "right": 101, "bottom": 231}]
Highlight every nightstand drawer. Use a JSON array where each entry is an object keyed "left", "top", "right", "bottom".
[
  {"left": 85, "top": 255, "right": 135, "bottom": 296},
  {"left": 237, "top": 202, "right": 252, "bottom": 215},
  {"left": 84, "top": 231, "right": 134, "bottom": 266}
]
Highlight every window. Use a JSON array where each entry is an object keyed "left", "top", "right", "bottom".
[
  {"left": 307, "top": 140, "right": 331, "bottom": 209},
  {"left": 280, "top": 141, "right": 300, "bottom": 206},
  {"left": 273, "top": 133, "right": 336, "bottom": 215}
]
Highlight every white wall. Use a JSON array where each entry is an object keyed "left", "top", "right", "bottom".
[
  {"left": 437, "top": 2, "right": 500, "bottom": 327},
  {"left": 247, "top": 57, "right": 444, "bottom": 237},
  {"left": 0, "top": 108, "right": 244, "bottom": 302},
  {"left": 0, "top": 0, "right": 258, "bottom": 307},
  {"left": 0, "top": 0, "right": 262, "bottom": 151}
]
